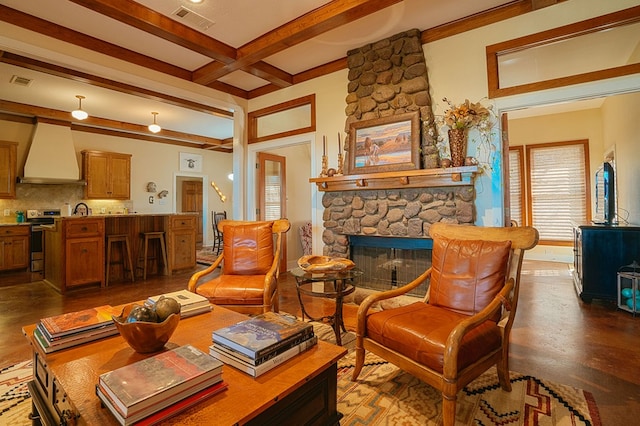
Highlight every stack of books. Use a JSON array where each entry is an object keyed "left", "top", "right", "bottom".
[
  {"left": 209, "top": 312, "right": 316, "bottom": 377},
  {"left": 34, "top": 304, "right": 125, "bottom": 353},
  {"left": 96, "top": 344, "right": 227, "bottom": 426},
  {"left": 145, "top": 289, "right": 212, "bottom": 318}
]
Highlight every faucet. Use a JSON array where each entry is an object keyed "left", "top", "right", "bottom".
[{"left": 73, "top": 202, "right": 89, "bottom": 216}]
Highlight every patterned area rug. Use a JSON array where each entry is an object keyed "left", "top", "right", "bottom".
[{"left": 2, "top": 323, "right": 601, "bottom": 426}]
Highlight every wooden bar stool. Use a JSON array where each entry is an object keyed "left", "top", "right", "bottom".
[
  {"left": 105, "top": 234, "right": 135, "bottom": 286},
  {"left": 137, "top": 231, "right": 168, "bottom": 280}
]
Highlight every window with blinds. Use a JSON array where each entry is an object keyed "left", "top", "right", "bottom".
[
  {"left": 508, "top": 147, "right": 524, "bottom": 226},
  {"left": 525, "top": 141, "right": 589, "bottom": 243}
]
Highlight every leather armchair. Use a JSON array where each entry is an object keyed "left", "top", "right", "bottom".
[
  {"left": 351, "top": 223, "right": 539, "bottom": 426},
  {"left": 188, "top": 219, "right": 291, "bottom": 315}
]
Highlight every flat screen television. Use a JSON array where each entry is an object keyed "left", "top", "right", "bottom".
[{"left": 593, "top": 161, "right": 616, "bottom": 225}]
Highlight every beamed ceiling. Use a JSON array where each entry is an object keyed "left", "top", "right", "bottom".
[{"left": 0, "top": 0, "right": 559, "bottom": 150}]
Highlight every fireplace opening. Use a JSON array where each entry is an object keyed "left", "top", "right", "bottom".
[{"left": 349, "top": 236, "right": 432, "bottom": 297}]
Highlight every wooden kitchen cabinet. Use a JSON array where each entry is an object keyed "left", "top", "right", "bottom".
[
  {"left": 82, "top": 150, "right": 131, "bottom": 199},
  {"left": 0, "top": 225, "right": 29, "bottom": 271},
  {"left": 0, "top": 141, "right": 18, "bottom": 199},
  {"left": 167, "top": 215, "right": 197, "bottom": 272},
  {"left": 44, "top": 217, "right": 105, "bottom": 292}
]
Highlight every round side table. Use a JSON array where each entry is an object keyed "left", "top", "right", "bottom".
[{"left": 291, "top": 267, "right": 363, "bottom": 346}]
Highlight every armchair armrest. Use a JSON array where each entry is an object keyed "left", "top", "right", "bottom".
[
  {"left": 187, "top": 254, "right": 224, "bottom": 292},
  {"left": 443, "top": 278, "right": 515, "bottom": 377},
  {"left": 356, "top": 267, "right": 432, "bottom": 333}
]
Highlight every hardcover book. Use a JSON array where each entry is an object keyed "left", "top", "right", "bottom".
[
  {"left": 209, "top": 335, "right": 318, "bottom": 377},
  {"left": 212, "top": 330, "right": 315, "bottom": 365},
  {"left": 34, "top": 323, "right": 119, "bottom": 353},
  {"left": 40, "top": 305, "right": 122, "bottom": 338},
  {"left": 99, "top": 345, "right": 223, "bottom": 416},
  {"left": 146, "top": 290, "right": 211, "bottom": 312},
  {"left": 97, "top": 380, "right": 228, "bottom": 426},
  {"left": 212, "top": 312, "right": 313, "bottom": 359}
]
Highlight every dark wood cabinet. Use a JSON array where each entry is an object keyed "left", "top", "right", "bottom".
[
  {"left": 0, "top": 141, "right": 18, "bottom": 199},
  {"left": 167, "top": 215, "right": 197, "bottom": 272},
  {"left": 0, "top": 225, "right": 29, "bottom": 271},
  {"left": 573, "top": 224, "right": 640, "bottom": 303},
  {"left": 82, "top": 150, "right": 131, "bottom": 199}
]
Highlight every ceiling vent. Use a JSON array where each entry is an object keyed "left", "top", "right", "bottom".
[
  {"left": 10, "top": 75, "right": 33, "bottom": 87},
  {"left": 172, "top": 6, "right": 214, "bottom": 31}
]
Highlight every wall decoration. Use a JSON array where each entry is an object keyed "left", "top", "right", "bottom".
[
  {"left": 179, "top": 152, "right": 203, "bottom": 172},
  {"left": 348, "top": 111, "right": 420, "bottom": 175}
]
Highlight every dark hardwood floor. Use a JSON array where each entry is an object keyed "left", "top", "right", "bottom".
[{"left": 1, "top": 260, "right": 637, "bottom": 425}]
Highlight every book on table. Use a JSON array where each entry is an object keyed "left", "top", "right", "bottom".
[
  {"left": 212, "top": 311, "right": 313, "bottom": 359},
  {"left": 145, "top": 289, "right": 212, "bottom": 318},
  {"left": 97, "top": 379, "right": 228, "bottom": 426},
  {"left": 39, "top": 304, "right": 122, "bottom": 338},
  {"left": 34, "top": 322, "right": 119, "bottom": 353},
  {"left": 98, "top": 344, "right": 224, "bottom": 419},
  {"left": 209, "top": 335, "right": 318, "bottom": 377}
]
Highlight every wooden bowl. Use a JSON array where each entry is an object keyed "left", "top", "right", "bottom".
[
  {"left": 112, "top": 304, "right": 180, "bottom": 353},
  {"left": 297, "top": 255, "right": 355, "bottom": 273}
]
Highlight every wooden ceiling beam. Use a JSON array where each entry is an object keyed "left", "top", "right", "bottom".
[
  {"left": 68, "top": 0, "right": 237, "bottom": 64},
  {"left": 0, "top": 100, "right": 227, "bottom": 148},
  {"left": 193, "top": 0, "right": 402, "bottom": 85}
]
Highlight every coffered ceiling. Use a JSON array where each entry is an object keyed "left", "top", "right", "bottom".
[{"left": 0, "top": 0, "right": 546, "bottom": 149}]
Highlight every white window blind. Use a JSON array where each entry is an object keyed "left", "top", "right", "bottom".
[
  {"left": 527, "top": 143, "right": 587, "bottom": 241},
  {"left": 508, "top": 149, "right": 523, "bottom": 226}
]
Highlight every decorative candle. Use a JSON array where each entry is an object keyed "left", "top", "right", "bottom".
[
  {"left": 323, "top": 135, "right": 327, "bottom": 156},
  {"left": 338, "top": 132, "right": 341, "bottom": 154}
]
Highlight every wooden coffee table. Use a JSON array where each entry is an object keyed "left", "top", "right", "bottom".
[{"left": 22, "top": 306, "right": 346, "bottom": 425}]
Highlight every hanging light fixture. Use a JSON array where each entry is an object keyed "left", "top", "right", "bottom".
[
  {"left": 71, "top": 95, "right": 88, "bottom": 120},
  {"left": 148, "top": 112, "right": 161, "bottom": 133}
]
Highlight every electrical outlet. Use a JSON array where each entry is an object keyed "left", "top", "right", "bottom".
[
  {"left": 100, "top": 207, "right": 106, "bottom": 214},
  {"left": 3, "top": 209, "right": 10, "bottom": 216}
]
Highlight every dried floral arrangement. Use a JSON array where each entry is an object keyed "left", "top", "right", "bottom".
[{"left": 442, "top": 97, "right": 491, "bottom": 130}]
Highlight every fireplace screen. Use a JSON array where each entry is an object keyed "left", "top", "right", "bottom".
[{"left": 350, "top": 245, "right": 431, "bottom": 297}]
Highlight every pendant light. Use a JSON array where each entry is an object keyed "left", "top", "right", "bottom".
[
  {"left": 71, "top": 95, "right": 88, "bottom": 120},
  {"left": 148, "top": 112, "right": 161, "bottom": 133}
]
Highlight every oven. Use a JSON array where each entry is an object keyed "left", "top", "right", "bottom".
[{"left": 26, "top": 209, "right": 60, "bottom": 274}]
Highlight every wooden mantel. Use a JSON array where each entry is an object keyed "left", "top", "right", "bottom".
[{"left": 309, "top": 166, "right": 478, "bottom": 192}]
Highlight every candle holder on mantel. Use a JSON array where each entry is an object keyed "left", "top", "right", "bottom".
[
  {"left": 320, "top": 155, "right": 328, "bottom": 177},
  {"left": 335, "top": 153, "right": 344, "bottom": 176}
]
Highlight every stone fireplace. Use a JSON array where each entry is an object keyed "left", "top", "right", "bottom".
[{"left": 311, "top": 29, "right": 478, "bottom": 295}]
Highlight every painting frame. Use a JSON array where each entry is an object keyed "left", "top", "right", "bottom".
[
  {"left": 179, "top": 152, "right": 203, "bottom": 172},
  {"left": 348, "top": 111, "right": 420, "bottom": 175}
]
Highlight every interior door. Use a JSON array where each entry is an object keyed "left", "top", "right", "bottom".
[
  {"left": 258, "top": 152, "right": 287, "bottom": 271},
  {"left": 181, "top": 180, "right": 203, "bottom": 247}
]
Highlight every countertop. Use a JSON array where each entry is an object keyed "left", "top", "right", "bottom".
[
  {"left": 0, "top": 222, "right": 30, "bottom": 227},
  {"left": 60, "top": 212, "right": 198, "bottom": 219}
]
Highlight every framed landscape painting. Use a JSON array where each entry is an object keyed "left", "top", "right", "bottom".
[{"left": 348, "top": 111, "right": 420, "bottom": 175}]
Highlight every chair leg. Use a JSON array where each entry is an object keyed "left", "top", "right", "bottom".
[
  {"left": 351, "top": 345, "right": 366, "bottom": 381},
  {"left": 497, "top": 355, "right": 512, "bottom": 391},
  {"left": 442, "top": 395, "right": 457, "bottom": 426}
]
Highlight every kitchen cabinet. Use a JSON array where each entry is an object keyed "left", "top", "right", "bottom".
[
  {"left": 573, "top": 224, "right": 640, "bottom": 303},
  {"left": 0, "top": 225, "right": 29, "bottom": 271},
  {"left": 45, "top": 217, "right": 105, "bottom": 292},
  {"left": 82, "top": 150, "right": 131, "bottom": 199},
  {"left": 167, "top": 215, "right": 197, "bottom": 272},
  {"left": 0, "top": 141, "right": 18, "bottom": 199}
]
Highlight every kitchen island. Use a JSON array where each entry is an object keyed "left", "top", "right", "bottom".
[{"left": 44, "top": 213, "right": 197, "bottom": 293}]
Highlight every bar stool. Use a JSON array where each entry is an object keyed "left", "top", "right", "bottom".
[
  {"left": 105, "top": 234, "right": 135, "bottom": 285},
  {"left": 137, "top": 231, "right": 168, "bottom": 280}
]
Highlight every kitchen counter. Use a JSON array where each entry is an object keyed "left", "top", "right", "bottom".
[
  {"left": 43, "top": 213, "right": 197, "bottom": 292},
  {"left": 0, "top": 222, "right": 30, "bottom": 227}
]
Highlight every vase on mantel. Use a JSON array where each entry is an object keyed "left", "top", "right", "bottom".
[{"left": 448, "top": 128, "right": 467, "bottom": 168}]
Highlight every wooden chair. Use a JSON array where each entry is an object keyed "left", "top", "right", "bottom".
[
  {"left": 188, "top": 219, "right": 291, "bottom": 315},
  {"left": 351, "top": 223, "right": 539, "bottom": 426},
  {"left": 211, "top": 211, "right": 227, "bottom": 255}
]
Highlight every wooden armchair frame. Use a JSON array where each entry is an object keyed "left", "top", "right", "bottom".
[
  {"left": 352, "top": 223, "right": 539, "bottom": 425},
  {"left": 188, "top": 219, "right": 290, "bottom": 314}
]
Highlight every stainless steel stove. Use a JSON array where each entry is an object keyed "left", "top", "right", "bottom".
[{"left": 26, "top": 209, "right": 61, "bottom": 274}]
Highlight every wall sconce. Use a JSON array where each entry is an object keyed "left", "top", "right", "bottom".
[
  {"left": 158, "top": 190, "right": 169, "bottom": 199},
  {"left": 211, "top": 181, "right": 226, "bottom": 203},
  {"left": 148, "top": 112, "right": 161, "bottom": 133},
  {"left": 71, "top": 95, "right": 88, "bottom": 120}
]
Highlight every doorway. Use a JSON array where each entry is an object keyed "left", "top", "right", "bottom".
[
  {"left": 181, "top": 180, "right": 203, "bottom": 247},
  {"left": 258, "top": 152, "right": 287, "bottom": 271}
]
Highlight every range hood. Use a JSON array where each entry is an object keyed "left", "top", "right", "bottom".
[{"left": 18, "top": 122, "right": 86, "bottom": 185}]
